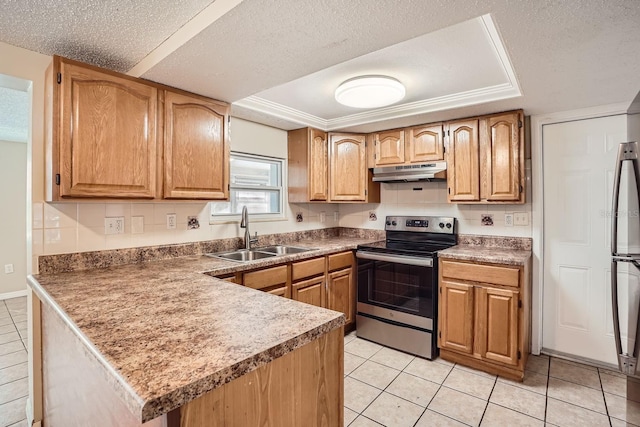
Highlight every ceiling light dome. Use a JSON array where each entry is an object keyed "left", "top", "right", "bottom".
[{"left": 335, "top": 75, "right": 406, "bottom": 109}]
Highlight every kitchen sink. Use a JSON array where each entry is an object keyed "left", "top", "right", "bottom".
[
  {"left": 205, "top": 249, "right": 277, "bottom": 262},
  {"left": 205, "top": 245, "right": 314, "bottom": 262},
  {"left": 256, "top": 245, "right": 314, "bottom": 255}
]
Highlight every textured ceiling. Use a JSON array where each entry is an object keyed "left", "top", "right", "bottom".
[
  {"left": 0, "top": 0, "right": 216, "bottom": 71},
  {"left": 1, "top": 0, "right": 639, "bottom": 132}
]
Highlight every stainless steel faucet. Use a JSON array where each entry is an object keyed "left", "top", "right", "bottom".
[{"left": 240, "top": 206, "right": 258, "bottom": 249}]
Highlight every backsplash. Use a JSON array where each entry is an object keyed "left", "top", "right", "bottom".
[
  {"left": 37, "top": 227, "right": 385, "bottom": 274},
  {"left": 339, "top": 160, "right": 533, "bottom": 238},
  {"left": 32, "top": 201, "right": 339, "bottom": 260}
]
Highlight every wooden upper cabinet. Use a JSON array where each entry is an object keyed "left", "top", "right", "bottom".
[
  {"left": 406, "top": 123, "right": 444, "bottom": 163},
  {"left": 51, "top": 57, "right": 157, "bottom": 199},
  {"left": 329, "top": 133, "right": 367, "bottom": 201},
  {"left": 308, "top": 129, "right": 329, "bottom": 201},
  {"left": 163, "top": 91, "right": 229, "bottom": 199},
  {"left": 446, "top": 119, "right": 480, "bottom": 202},
  {"left": 446, "top": 110, "right": 525, "bottom": 204},
  {"left": 287, "top": 127, "right": 328, "bottom": 202},
  {"left": 46, "top": 55, "right": 231, "bottom": 201},
  {"left": 373, "top": 130, "right": 405, "bottom": 166},
  {"left": 480, "top": 112, "right": 524, "bottom": 202}
]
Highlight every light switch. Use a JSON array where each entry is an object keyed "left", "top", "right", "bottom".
[{"left": 514, "top": 212, "right": 530, "bottom": 226}]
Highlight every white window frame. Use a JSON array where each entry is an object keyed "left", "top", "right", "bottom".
[{"left": 210, "top": 152, "right": 286, "bottom": 223}]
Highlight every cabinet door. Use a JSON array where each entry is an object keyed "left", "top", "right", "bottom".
[
  {"left": 163, "top": 90, "right": 229, "bottom": 199},
  {"left": 58, "top": 60, "right": 157, "bottom": 198},
  {"left": 406, "top": 124, "right": 443, "bottom": 162},
  {"left": 329, "top": 133, "right": 366, "bottom": 201},
  {"left": 476, "top": 286, "right": 519, "bottom": 366},
  {"left": 308, "top": 128, "right": 329, "bottom": 201},
  {"left": 292, "top": 276, "right": 324, "bottom": 308},
  {"left": 481, "top": 112, "right": 523, "bottom": 202},
  {"left": 374, "top": 130, "right": 405, "bottom": 166},
  {"left": 327, "top": 267, "right": 354, "bottom": 324},
  {"left": 447, "top": 120, "right": 480, "bottom": 202},
  {"left": 439, "top": 280, "right": 474, "bottom": 354}
]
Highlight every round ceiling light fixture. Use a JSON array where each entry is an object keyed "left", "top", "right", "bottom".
[{"left": 334, "top": 75, "right": 406, "bottom": 109}]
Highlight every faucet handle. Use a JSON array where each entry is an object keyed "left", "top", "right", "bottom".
[{"left": 250, "top": 231, "right": 259, "bottom": 244}]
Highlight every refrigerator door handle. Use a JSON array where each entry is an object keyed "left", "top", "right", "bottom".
[{"left": 611, "top": 141, "right": 640, "bottom": 375}]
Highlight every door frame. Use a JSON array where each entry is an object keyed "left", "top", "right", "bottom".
[{"left": 530, "top": 102, "right": 629, "bottom": 354}]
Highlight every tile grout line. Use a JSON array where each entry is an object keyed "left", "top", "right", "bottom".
[
  {"left": 476, "top": 371, "right": 498, "bottom": 426},
  {"left": 596, "top": 367, "right": 614, "bottom": 427}
]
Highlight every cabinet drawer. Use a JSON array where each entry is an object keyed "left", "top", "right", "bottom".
[
  {"left": 328, "top": 252, "right": 353, "bottom": 272},
  {"left": 243, "top": 265, "right": 288, "bottom": 290},
  {"left": 291, "top": 257, "right": 325, "bottom": 281},
  {"left": 441, "top": 260, "right": 520, "bottom": 287}
]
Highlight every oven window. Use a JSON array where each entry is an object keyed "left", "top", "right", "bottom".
[{"left": 359, "top": 259, "right": 434, "bottom": 318}]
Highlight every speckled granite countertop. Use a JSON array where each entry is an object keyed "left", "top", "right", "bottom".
[
  {"left": 28, "top": 236, "right": 380, "bottom": 422},
  {"left": 438, "top": 239, "right": 532, "bottom": 266}
]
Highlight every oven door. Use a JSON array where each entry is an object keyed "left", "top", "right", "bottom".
[{"left": 356, "top": 251, "right": 435, "bottom": 330}]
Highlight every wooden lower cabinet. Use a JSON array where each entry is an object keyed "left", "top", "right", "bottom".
[
  {"left": 438, "top": 258, "right": 530, "bottom": 380},
  {"left": 439, "top": 281, "right": 474, "bottom": 354},
  {"left": 327, "top": 268, "right": 354, "bottom": 326},
  {"left": 292, "top": 276, "right": 324, "bottom": 307},
  {"left": 176, "top": 327, "right": 344, "bottom": 427},
  {"left": 225, "top": 251, "right": 356, "bottom": 329}
]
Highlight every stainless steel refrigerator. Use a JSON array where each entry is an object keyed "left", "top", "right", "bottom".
[{"left": 611, "top": 141, "right": 640, "bottom": 400}]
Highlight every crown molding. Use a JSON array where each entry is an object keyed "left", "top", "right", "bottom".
[{"left": 232, "top": 13, "right": 522, "bottom": 131}]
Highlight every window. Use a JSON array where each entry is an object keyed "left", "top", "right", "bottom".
[{"left": 210, "top": 152, "right": 284, "bottom": 220}]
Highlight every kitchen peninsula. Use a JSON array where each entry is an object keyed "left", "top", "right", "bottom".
[{"left": 26, "top": 236, "right": 373, "bottom": 426}]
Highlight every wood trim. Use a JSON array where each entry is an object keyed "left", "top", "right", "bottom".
[{"left": 29, "top": 288, "right": 43, "bottom": 424}]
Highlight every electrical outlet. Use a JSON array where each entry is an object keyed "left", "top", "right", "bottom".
[
  {"left": 105, "top": 217, "right": 125, "bottom": 235},
  {"left": 319, "top": 212, "right": 326, "bottom": 223},
  {"left": 369, "top": 211, "right": 377, "bottom": 221},
  {"left": 4, "top": 264, "right": 14, "bottom": 274},
  {"left": 505, "top": 213, "right": 514, "bottom": 227},
  {"left": 131, "top": 216, "right": 144, "bottom": 234},
  {"left": 481, "top": 214, "right": 494, "bottom": 226},
  {"left": 166, "top": 213, "right": 177, "bottom": 230},
  {"left": 514, "top": 212, "right": 530, "bottom": 226},
  {"left": 296, "top": 212, "right": 303, "bottom": 222}
]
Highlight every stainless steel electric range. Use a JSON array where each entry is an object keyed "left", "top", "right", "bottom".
[{"left": 356, "top": 215, "right": 457, "bottom": 360}]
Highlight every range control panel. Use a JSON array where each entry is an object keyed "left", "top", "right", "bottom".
[{"left": 384, "top": 216, "right": 456, "bottom": 234}]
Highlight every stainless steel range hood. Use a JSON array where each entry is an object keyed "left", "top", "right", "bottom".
[{"left": 372, "top": 161, "right": 447, "bottom": 182}]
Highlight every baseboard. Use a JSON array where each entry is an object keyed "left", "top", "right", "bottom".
[{"left": 0, "top": 289, "right": 28, "bottom": 300}]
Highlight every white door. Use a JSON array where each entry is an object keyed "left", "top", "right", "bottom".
[{"left": 543, "top": 114, "right": 633, "bottom": 364}]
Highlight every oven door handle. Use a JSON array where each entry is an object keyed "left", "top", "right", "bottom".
[{"left": 356, "top": 251, "right": 433, "bottom": 267}]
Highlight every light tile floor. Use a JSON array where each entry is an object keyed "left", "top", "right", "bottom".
[
  {"left": 343, "top": 331, "right": 640, "bottom": 427},
  {"left": 3, "top": 297, "right": 640, "bottom": 427},
  {"left": 0, "top": 297, "right": 28, "bottom": 427}
]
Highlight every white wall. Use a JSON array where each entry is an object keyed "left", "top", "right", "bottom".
[
  {"left": 0, "top": 140, "right": 27, "bottom": 294},
  {"left": 339, "top": 162, "right": 533, "bottom": 237}
]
